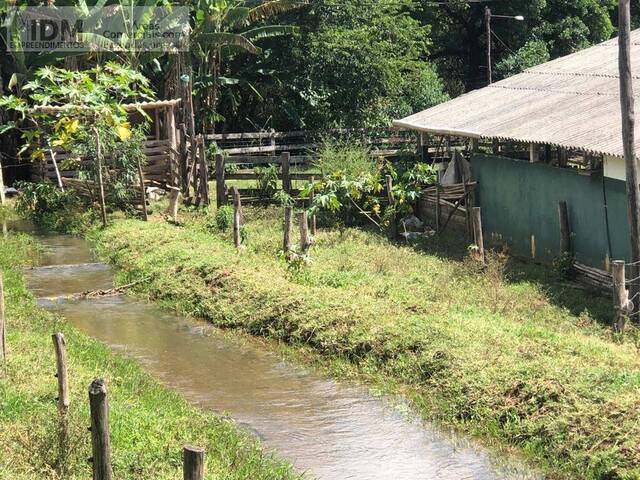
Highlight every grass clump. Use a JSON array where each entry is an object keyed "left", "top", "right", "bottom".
[
  {"left": 94, "top": 206, "right": 640, "bottom": 480},
  {"left": 0, "top": 231, "right": 299, "bottom": 480}
]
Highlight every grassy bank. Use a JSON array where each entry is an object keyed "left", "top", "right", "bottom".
[
  {"left": 0, "top": 230, "right": 299, "bottom": 479},
  {"left": 94, "top": 206, "right": 640, "bottom": 480}
]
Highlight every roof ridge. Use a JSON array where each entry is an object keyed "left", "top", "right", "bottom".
[
  {"left": 522, "top": 70, "right": 628, "bottom": 79},
  {"left": 488, "top": 84, "right": 627, "bottom": 97}
]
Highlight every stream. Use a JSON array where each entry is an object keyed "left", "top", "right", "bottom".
[{"left": 11, "top": 222, "right": 542, "bottom": 480}]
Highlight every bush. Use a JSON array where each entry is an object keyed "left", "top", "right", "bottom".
[
  {"left": 205, "top": 206, "right": 234, "bottom": 233},
  {"left": 14, "top": 181, "right": 94, "bottom": 232}
]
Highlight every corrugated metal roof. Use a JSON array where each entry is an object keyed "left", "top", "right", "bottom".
[{"left": 394, "top": 29, "right": 640, "bottom": 158}]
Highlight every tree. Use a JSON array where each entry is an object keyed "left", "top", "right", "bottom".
[{"left": 217, "top": 0, "right": 448, "bottom": 131}]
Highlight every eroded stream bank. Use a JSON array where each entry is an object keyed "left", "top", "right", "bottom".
[{"left": 17, "top": 224, "right": 540, "bottom": 480}]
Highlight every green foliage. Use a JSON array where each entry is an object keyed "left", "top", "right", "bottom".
[
  {"left": 304, "top": 140, "right": 435, "bottom": 228},
  {"left": 13, "top": 181, "right": 93, "bottom": 233},
  {"left": 495, "top": 40, "right": 550, "bottom": 80},
  {"left": 254, "top": 164, "right": 279, "bottom": 198},
  {"left": 1, "top": 63, "right": 152, "bottom": 217},
  {"left": 553, "top": 252, "right": 577, "bottom": 280},
  {"left": 206, "top": 205, "right": 234, "bottom": 233}
]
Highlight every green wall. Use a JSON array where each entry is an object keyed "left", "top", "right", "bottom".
[{"left": 471, "top": 154, "right": 630, "bottom": 268}]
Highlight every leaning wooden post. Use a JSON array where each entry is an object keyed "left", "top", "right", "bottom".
[
  {"left": 198, "top": 136, "right": 210, "bottom": 207},
  {"left": 613, "top": 260, "right": 629, "bottom": 332},
  {"left": 299, "top": 211, "right": 311, "bottom": 254},
  {"left": 558, "top": 200, "right": 571, "bottom": 254},
  {"left": 137, "top": 159, "right": 148, "bottom": 221},
  {"left": 0, "top": 157, "right": 5, "bottom": 206},
  {"left": 52, "top": 333, "right": 69, "bottom": 414},
  {"left": 53, "top": 332, "right": 69, "bottom": 459},
  {"left": 89, "top": 378, "right": 112, "bottom": 480},
  {"left": 0, "top": 272, "right": 5, "bottom": 364},
  {"left": 232, "top": 186, "right": 242, "bottom": 248},
  {"left": 472, "top": 207, "right": 485, "bottom": 264},
  {"left": 309, "top": 176, "right": 317, "bottom": 235},
  {"left": 93, "top": 128, "right": 108, "bottom": 228},
  {"left": 215, "top": 154, "right": 226, "bottom": 208},
  {"left": 281, "top": 152, "right": 291, "bottom": 194},
  {"left": 283, "top": 206, "right": 292, "bottom": 253},
  {"left": 183, "top": 446, "right": 205, "bottom": 480},
  {"left": 385, "top": 175, "right": 397, "bottom": 239}
]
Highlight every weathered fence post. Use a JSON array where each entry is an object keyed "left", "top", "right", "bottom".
[
  {"left": 283, "top": 206, "right": 292, "bottom": 253},
  {"left": 309, "top": 176, "right": 317, "bottom": 235},
  {"left": 613, "top": 260, "right": 630, "bottom": 332},
  {"left": 232, "top": 186, "right": 242, "bottom": 248},
  {"left": 215, "top": 154, "right": 226, "bottom": 208},
  {"left": 0, "top": 271, "right": 5, "bottom": 364},
  {"left": 435, "top": 183, "right": 442, "bottom": 233},
  {"left": 166, "top": 186, "right": 182, "bottom": 223},
  {"left": 53, "top": 332, "right": 69, "bottom": 460},
  {"left": 558, "top": 200, "right": 571, "bottom": 254},
  {"left": 93, "top": 128, "right": 108, "bottom": 228},
  {"left": 281, "top": 152, "right": 291, "bottom": 194},
  {"left": 183, "top": 445, "right": 205, "bottom": 480},
  {"left": 385, "top": 175, "right": 397, "bottom": 239},
  {"left": 472, "top": 207, "right": 485, "bottom": 264},
  {"left": 198, "top": 136, "right": 210, "bottom": 207},
  {"left": 52, "top": 333, "right": 69, "bottom": 414},
  {"left": 0, "top": 157, "right": 5, "bottom": 206},
  {"left": 299, "top": 211, "right": 311, "bottom": 254},
  {"left": 89, "top": 378, "right": 112, "bottom": 480},
  {"left": 137, "top": 160, "right": 148, "bottom": 221}
]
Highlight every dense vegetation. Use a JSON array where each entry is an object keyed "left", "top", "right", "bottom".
[
  {"left": 0, "top": 218, "right": 299, "bottom": 479},
  {"left": 94, "top": 205, "right": 640, "bottom": 480},
  {"left": 2, "top": 0, "right": 640, "bottom": 134}
]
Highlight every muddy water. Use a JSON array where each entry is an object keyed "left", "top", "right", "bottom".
[{"left": 16, "top": 225, "right": 541, "bottom": 480}]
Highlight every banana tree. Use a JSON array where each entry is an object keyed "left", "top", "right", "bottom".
[{"left": 191, "top": 0, "right": 300, "bottom": 132}]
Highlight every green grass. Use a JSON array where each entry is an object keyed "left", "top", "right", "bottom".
[
  {"left": 0, "top": 231, "right": 300, "bottom": 480},
  {"left": 93, "top": 205, "right": 640, "bottom": 480}
]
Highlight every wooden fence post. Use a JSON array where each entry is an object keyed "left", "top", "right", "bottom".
[
  {"left": 52, "top": 333, "right": 69, "bottom": 414},
  {"left": 283, "top": 206, "right": 292, "bottom": 253},
  {"left": 198, "top": 136, "right": 210, "bottom": 207},
  {"left": 309, "top": 176, "right": 317, "bottom": 235},
  {"left": 215, "top": 154, "right": 226, "bottom": 208},
  {"left": 232, "top": 186, "right": 242, "bottom": 248},
  {"left": 472, "top": 207, "right": 485, "bottom": 264},
  {"left": 137, "top": 160, "right": 148, "bottom": 221},
  {"left": 0, "top": 157, "right": 5, "bottom": 206},
  {"left": 299, "top": 211, "right": 311, "bottom": 254},
  {"left": 166, "top": 186, "right": 182, "bottom": 223},
  {"left": 89, "top": 378, "right": 112, "bottom": 480},
  {"left": 613, "top": 260, "right": 629, "bottom": 332},
  {"left": 385, "top": 175, "right": 397, "bottom": 239},
  {"left": 0, "top": 271, "right": 5, "bottom": 364},
  {"left": 183, "top": 446, "right": 204, "bottom": 480},
  {"left": 558, "top": 200, "right": 571, "bottom": 254},
  {"left": 93, "top": 128, "right": 108, "bottom": 228},
  {"left": 281, "top": 152, "right": 291, "bottom": 194}
]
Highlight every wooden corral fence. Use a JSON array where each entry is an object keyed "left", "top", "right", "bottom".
[{"left": 205, "top": 128, "right": 417, "bottom": 158}]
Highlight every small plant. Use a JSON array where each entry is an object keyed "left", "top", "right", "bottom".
[
  {"left": 254, "top": 165, "right": 279, "bottom": 198},
  {"left": 553, "top": 252, "right": 576, "bottom": 280},
  {"left": 205, "top": 206, "right": 234, "bottom": 232}
]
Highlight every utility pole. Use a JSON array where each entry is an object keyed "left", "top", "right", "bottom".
[
  {"left": 485, "top": 7, "right": 492, "bottom": 85},
  {"left": 619, "top": 0, "right": 640, "bottom": 319}
]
